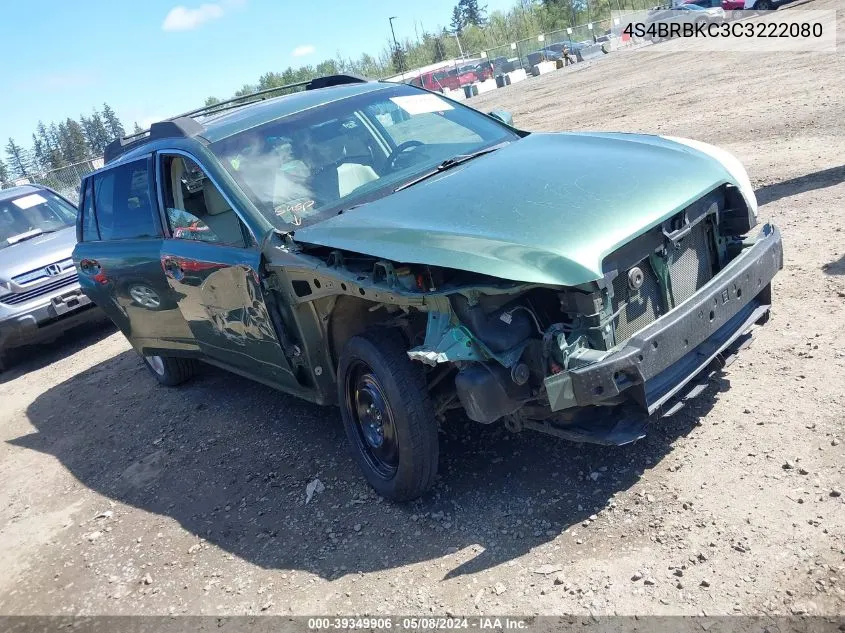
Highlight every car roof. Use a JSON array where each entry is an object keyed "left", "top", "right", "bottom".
[
  {"left": 0, "top": 184, "right": 47, "bottom": 202},
  {"left": 200, "top": 81, "right": 392, "bottom": 143},
  {"left": 99, "top": 78, "right": 401, "bottom": 167}
]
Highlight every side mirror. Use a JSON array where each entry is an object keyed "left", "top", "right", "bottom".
[{"left": 488, "top": 110, "right": 514, "bottom": 126}]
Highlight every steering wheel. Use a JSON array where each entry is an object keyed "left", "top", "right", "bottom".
[{"left": 386, "top": 140, "right": 424, "bottom": 170}]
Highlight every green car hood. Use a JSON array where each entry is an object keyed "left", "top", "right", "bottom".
[{"left": 295, "top": 132, "right": 741, "bottom": 286}]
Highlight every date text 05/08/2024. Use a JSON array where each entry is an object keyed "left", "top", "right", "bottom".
[{"left": 307, "top": 617, "right": 529, "bottom": 630}]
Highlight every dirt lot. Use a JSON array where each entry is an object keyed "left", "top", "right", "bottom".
[{"left": 1, "top": 1, "right": 843, "bottom": 617}]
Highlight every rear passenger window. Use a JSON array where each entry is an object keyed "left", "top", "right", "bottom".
[
  {"left": 92, "top": 160, "right": 158, "bottom": 240},
  {"left": 80, "top": 178, "right": 99, "bottom": 241}
]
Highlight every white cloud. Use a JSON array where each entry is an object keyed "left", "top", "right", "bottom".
[
  {"left": 292, "top": 44, "right": 316, "bottom": 57},
  {"left": 162, "top": 0, "right": 244, "bottom": 31}
]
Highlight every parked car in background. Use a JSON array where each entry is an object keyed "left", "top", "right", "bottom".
[
  {"left": 742, "top": 0, "right": 797, "bottom": 11},
  {"left": 645, "top": 3, "right": 725, "bottom": 41},
  {"left": 684, "top": 0, "right": 744, "bottom": 18},
  {"left": 490, "top": 56, "right": 517, "bottom": 75},
  {"left": 73, "top": 75, "right": 782, "bottom": 501},
  {"left": 0, "top": 184, "right": 102, "bottom": 370},
  {"left": 410, "top": 64, "right": 484, "bottom": 93}
]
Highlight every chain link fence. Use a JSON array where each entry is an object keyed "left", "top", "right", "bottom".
[
  {"left": 1, "top": 157, "right": 103, "bottom": 203},
  {"left": 482, "top": 12, "right": 646, "bottom": 77},
  {"left": 389, "top": 10, "right": 650, "bottom": 94}
]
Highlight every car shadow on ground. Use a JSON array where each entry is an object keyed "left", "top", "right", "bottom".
[
  {"left": 755, "top": 164, "right": 844, "bottom": 206},
  {"left": 822, "top": 255, "right": 845, "bottom": 276},
  {"left": 0, "top": 314, "right": 116, "bottom": 385},
  {"left": 15, "top": 348, "right": 728, "bottom": 580}
]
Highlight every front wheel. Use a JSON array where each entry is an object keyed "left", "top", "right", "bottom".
[
  {"left": 755, "top": 0, "right": 771, "bottom": 9},
  {"left": 338, "top": 330, "right": 439, "bottom": 501},
  {"left": 143, "top": 354, "right": 198, "bottom": 386}
]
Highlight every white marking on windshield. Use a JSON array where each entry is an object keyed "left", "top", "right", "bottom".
[
  {"left": 11, "top": 193, "right": 47, "bottom": 210},
  {"left": 389, "top": 94, "right": 454, "bottom": 116}
]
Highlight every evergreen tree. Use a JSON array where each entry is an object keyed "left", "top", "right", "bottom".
[
  {"left": 48, "top": 123, "right": 63, "bottom": 157},
  {"left": 79, "top": 115, "right": 95, "bottom": 153},
  {"left": 36, "top": 122, "right": 52, "bottom": 152},
  {"left": 0, "top": 159, "right": 9, "bottom": 184},
  {"left": 433, "top": 36, "right": 448, "bottom": 62},
  {"left": 56, "top": 122, "right": 72, "bottom": 164},
  {"left": 101, "top": 103, "right": 125, "bottom": 141},
  {"left": 5, "top": 138, "right": 31, "bottom": 178},
  {"left": 450, "top": 5, "right": 465, "bottom": 33},
  {"left": 63, "top": 118, "right": 90, "bottom": 163},
  {"left": 459, "top": 0, "right": 487, "bottom": 25},
  {"left": 32, "top": 134, "right": 50, "bottom": 172},
  {"left": 391, "top": 44, "right": 407, "bottom": 73},
  {"left": 37, "top": 121, "right": 62, "bottom": 170},
  {"left": 89, "top": 111, "right": 111, "bottom": 153},
  {"left": 204, "top": 96, "right": 221, "bottom": 106},
  {"left": 133, "top": 122, "right": 144, "bottom": 134}
]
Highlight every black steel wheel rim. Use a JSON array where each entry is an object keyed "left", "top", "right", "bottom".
[{"left": 345, "top": 360, "right": 399, "bottom": 479}]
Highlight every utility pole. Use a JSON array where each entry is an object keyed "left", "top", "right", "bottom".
[
  {"left": 389, "top": 16, "right": 405, "bottom": 78},
  {"left": 453, "top": 31, "right": 465, "bottom": 58}
]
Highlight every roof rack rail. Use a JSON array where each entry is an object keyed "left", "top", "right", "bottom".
[{"left": 102, "top": 73, "right": 369, "bottom": 165}]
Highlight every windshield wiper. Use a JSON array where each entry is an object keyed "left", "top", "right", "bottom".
[
  {"left": 5, "top": 229, "right": 45, "bottom": 245},
  {"left": 394, "top": 143, "right": 508, "bottom": 193}
]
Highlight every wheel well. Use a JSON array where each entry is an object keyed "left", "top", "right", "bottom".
[{"left": 328, "top": 296, "right": 403, "bottom": 367}]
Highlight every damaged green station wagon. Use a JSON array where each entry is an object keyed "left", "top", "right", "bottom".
[{"left": 73, "top": 75, "right": 783, "bottom": 501}]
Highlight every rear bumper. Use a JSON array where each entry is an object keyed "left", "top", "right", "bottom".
[
  {"left": 0, "top": 285, "right": 100, "bottom": 352},
  {"left": 545, "top": 223, "right": 783, "bottom": 414}
]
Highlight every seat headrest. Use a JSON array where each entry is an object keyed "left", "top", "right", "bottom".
[{"left": 203, "top": 183, "right": 231, "bottom": 216}]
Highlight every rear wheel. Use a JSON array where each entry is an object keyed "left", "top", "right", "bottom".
[
  {"left": 755, "top": 0, "right": 771, "bottom": 9},
  {"left": 338, "top": 330, "right": 439, "bottom": 501},
  {"left": 143, "top": 354, "right": 197, "bottom": 386}
]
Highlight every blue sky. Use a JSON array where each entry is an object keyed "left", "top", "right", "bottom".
[{"left": 1, "top": 0, "right": 515, "bottom": 149}]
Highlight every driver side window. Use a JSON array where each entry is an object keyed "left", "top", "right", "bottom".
[{"left": 160, "top": 155, "right": 249, "bottom": 248}]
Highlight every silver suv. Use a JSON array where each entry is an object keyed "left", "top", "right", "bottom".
[{"left": 0, "top": 185, "right": 101, "bottom": 370}]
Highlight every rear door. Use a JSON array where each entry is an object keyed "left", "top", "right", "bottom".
[
  {"left": 155, "top": 151, "right": 295, "bottom": 386},
  {"left": 74, "top": 156, "right": 198, "bottom": 353}
]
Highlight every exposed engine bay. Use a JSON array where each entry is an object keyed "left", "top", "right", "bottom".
[{"left": 267, "top": 183, "right": 780, "bottom": 445}]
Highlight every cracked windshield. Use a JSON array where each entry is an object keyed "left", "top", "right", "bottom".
[{"left": 210, "top": 86, "right": 516, "bottom": 228}]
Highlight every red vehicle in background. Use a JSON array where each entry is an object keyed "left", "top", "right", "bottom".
[{"left": 410, "top": 60, "right": 492, "bottom": 93}]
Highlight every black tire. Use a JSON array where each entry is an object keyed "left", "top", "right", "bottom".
[
  {"left": 142, "top": 354, "right": 198, "bottom": 386},
  {"left": 755, "top": 0, "right": 771, "bottom": 9},
  {"left": 337, "top": 329, "right": 439, "bottom": 502}
]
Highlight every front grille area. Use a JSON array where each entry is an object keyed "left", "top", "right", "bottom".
[
  {"left": 12, "top": 258, "right": 76, "bottom": 285},
  {"left": 667, "top": 222, "right": 714, "bottom": 306},
  {"left": 611, "top": 222, "right": 716, "bottom": 344},
  {"left": 613, "top": 263, "right": 663, "bottom": 343},
  {"left": 0, "top": 274, "right": 79, "bottom": 306}
]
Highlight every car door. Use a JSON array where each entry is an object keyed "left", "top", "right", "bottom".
[
  {"left": 74, "top": 156, "right": 198, "bottom": 354},
  {"left": 156, "top": 151, "right": 295, "bottom": 387}
]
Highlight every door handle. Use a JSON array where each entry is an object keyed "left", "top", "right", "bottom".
[{"left": 79, "top": 259, "right": 101, "bottom": 275}]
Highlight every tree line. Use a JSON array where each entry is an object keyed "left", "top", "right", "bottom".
[
  {"left": 0, "top": 0, "right": 656, "bottom": 185},
  {"left": 201, "top": 0, "right": 655, "bottom": 106},
  {"left": 1, "top": 104, "right": 128, "bottom": 183}
]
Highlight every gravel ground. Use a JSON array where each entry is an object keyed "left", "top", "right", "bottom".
[{"left": 1, "top": 1, "right": 843, "bottom": 616}]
